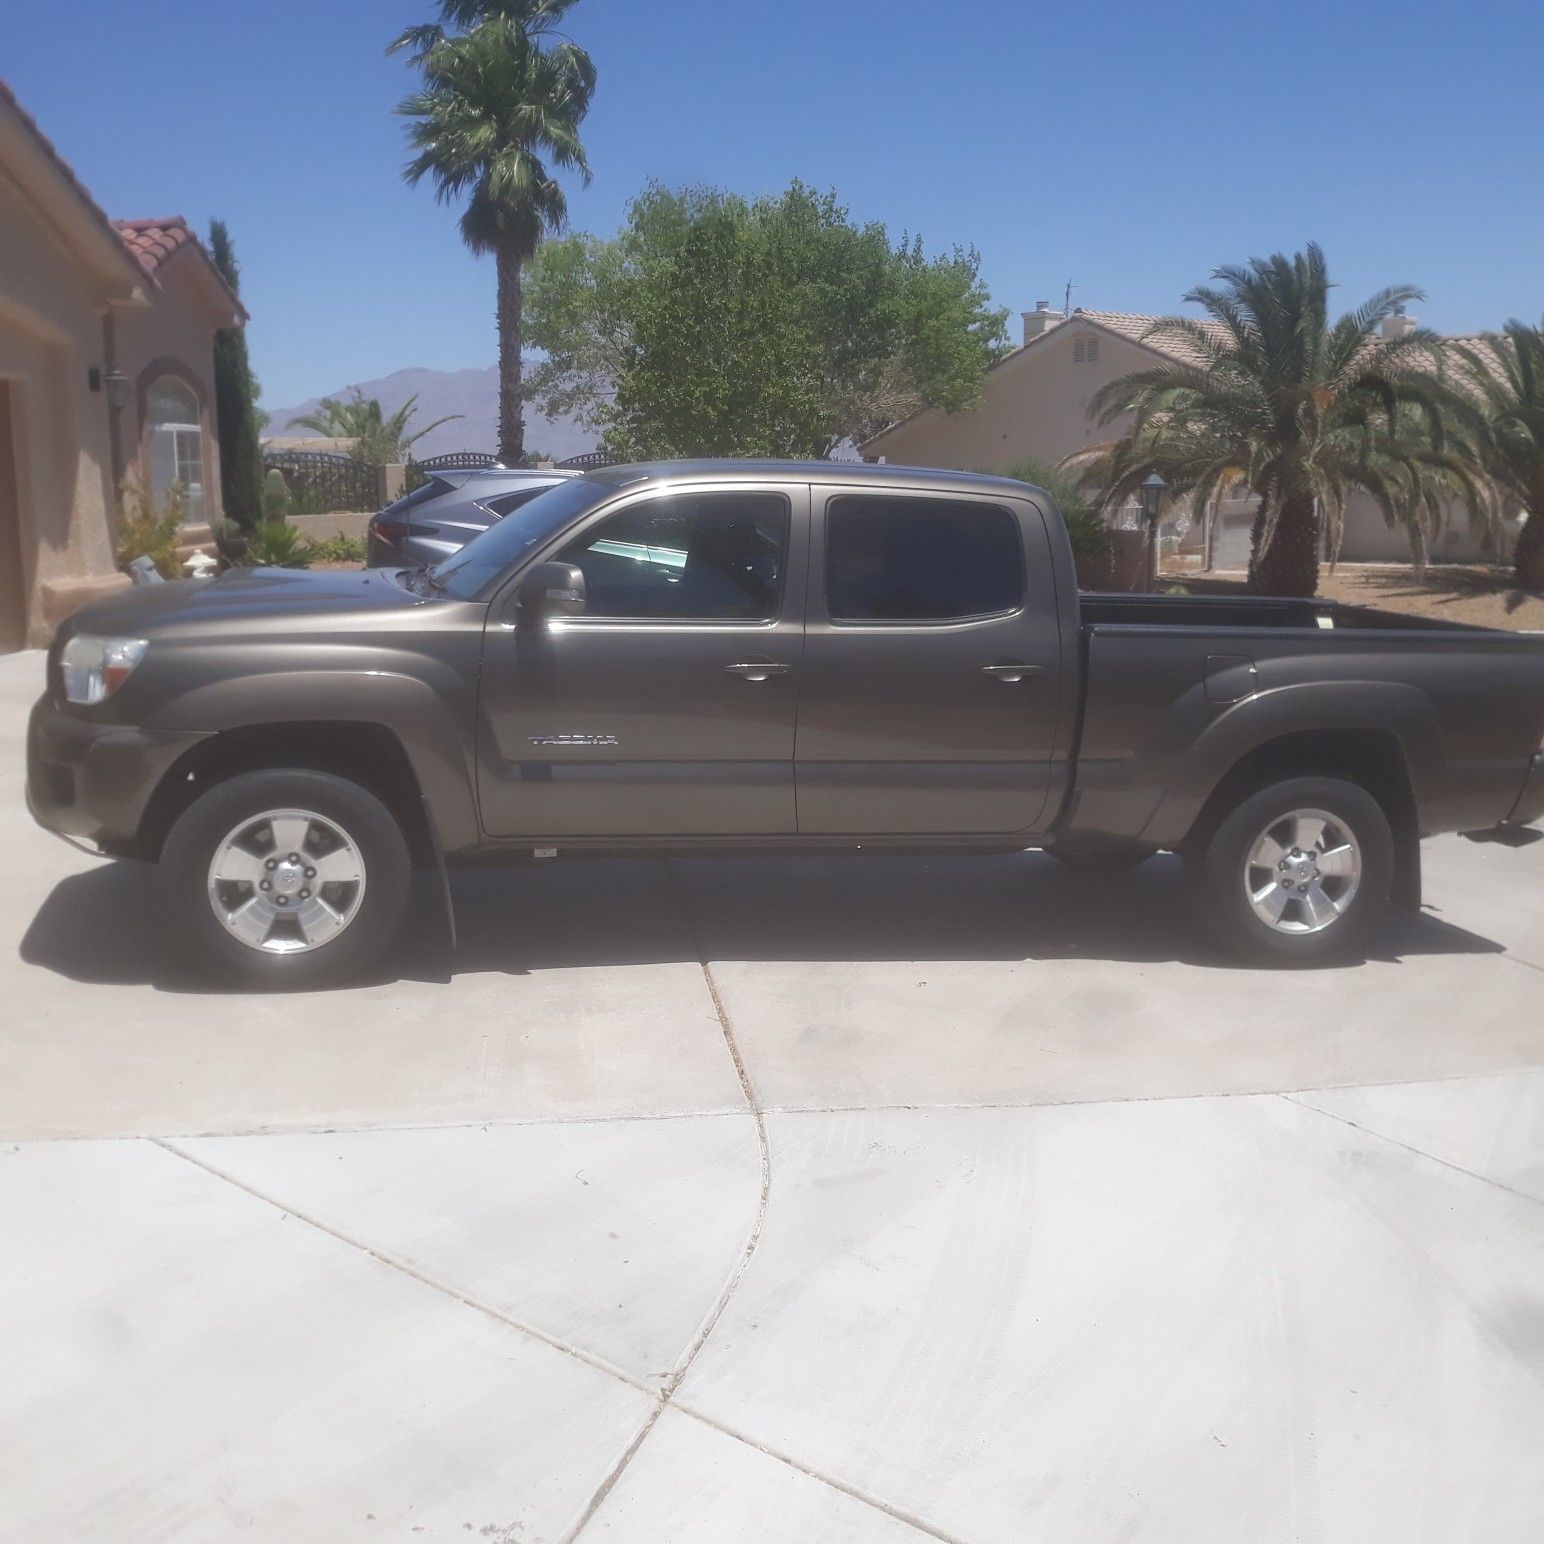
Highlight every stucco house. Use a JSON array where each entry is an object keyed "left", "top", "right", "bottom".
[
  {"left": 0, "top": 80, "right": 245, "bottom": 649},
  {"left": 863, "top": 302, "right": 1519, "bottom": 571}
]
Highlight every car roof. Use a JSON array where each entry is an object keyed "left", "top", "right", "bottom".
[
  {"left": 581, "top": 458, "right": 1041, "bottom": 500},
  {"left": 433, "top": 466, "right": 576, "bottom": 490}
]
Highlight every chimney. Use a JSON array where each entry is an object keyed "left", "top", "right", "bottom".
[
  {"left": 1381, "top": 304, "right": 1417, "bottom": 341},
  {"left": 1021, "top": 300, "right": 1063, "bottom": 346}
]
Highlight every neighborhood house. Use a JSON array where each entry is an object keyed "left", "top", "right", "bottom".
[{"left": 862, "top": 302, "right": 1524, "bottom": 570}]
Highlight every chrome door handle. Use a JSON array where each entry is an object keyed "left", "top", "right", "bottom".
[
  {"left": 725, "top": 661, "right": 791, "bottom": 682},
  {"left": 981, "top": 663, "right": 1044, "bottom": 683}
]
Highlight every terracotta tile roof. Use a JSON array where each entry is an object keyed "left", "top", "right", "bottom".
[
  {"left": 1071, "top": 309, "right": 1228, "bottom": 367},
  {"left": 113, "top": 216, "right": 246, "bottom": 320},
  {"left": 113, "top": 216, "right": 198, "bottom": 277}
]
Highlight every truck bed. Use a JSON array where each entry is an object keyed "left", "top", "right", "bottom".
[
  {"left": 1067, "top": 590, "right": 1544, "bottom": 854},
  {"left": 1078, "top": 590, "right": 1510, "bottom": 634}
]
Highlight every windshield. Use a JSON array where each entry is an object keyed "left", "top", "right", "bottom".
[{"left": 431, "top": 477, "right": 613, "bottom": 599}]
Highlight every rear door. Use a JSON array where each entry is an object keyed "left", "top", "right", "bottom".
[
  {"left": 477, "top": 480, "right": 808, "bottom": 838},
  {"left": 795, "top": 486, "right": 1063, "bottom": 834}
]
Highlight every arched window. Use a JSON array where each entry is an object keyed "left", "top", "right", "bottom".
[{"left": 145, "top": 377, "right": 203, "bottom": 520}]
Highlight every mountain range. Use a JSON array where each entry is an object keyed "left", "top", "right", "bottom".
[{"left": 260, "top": 364, "right": 597, "bottom": 464}]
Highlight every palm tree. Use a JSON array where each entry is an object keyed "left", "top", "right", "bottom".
[
  {"left": 1065, "top": 245, "right": 1472, "bottom": 596},
  {"left": 287, "top": 389, "right": 460, "bottom": 464},
  {"left": 388, "top": 0, "right": 579, "bottom": 64},
  {"left": 392, "top": 6, "right": 594, "bottom": 464},
  {"left": 1454, "top": 320, "right": 1544, "bottom": 589}
]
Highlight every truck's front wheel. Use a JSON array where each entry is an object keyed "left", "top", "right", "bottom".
[
  {"left": 162, "top": 768, "right": 411, "bottom": 989},
  {"left": 1188, "top": 776, "right": 1393, "bottom": 966}
]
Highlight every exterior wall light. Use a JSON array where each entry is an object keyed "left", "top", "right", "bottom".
[{"left": 1140, "top": 472, "right": 1169, "bottom": 590}]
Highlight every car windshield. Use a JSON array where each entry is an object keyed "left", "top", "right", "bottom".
[{"left": 431, "top": 477, "right": 613, "bottom": 599}]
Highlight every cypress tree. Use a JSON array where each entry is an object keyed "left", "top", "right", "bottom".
[{"left": 209, "top": 219, "right": 264, "bottom": 530}]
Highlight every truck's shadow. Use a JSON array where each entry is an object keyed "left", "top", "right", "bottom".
[{"left": 20, "top": 850, "right": 1503, "bottom": 992}]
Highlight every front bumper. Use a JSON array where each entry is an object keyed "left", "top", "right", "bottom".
[
  {"left": 25, "top": 694, "right": 209, "bottom": 856},
  {"left": 1506, "top": 751, "right": 1544, "bottom": 828}
]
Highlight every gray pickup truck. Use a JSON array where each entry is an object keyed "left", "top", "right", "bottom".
[{"left": 27, "top": 460, "right": 1544, "bottom": 986}]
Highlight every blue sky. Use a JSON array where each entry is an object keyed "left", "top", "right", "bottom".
[{"left": 5, "top": 0, "right": 1542, "bottom": 408}]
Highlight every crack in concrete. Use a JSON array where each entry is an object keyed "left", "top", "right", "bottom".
[
  {"left": 668, "top": 1401, "right": 968, "bottom": 1543},
  {"left": 148, "top": 1136, "right": 658, "bottom": 1397},
  {"left": 1276, "top": 1092, "right": 1544, "bottom": 1211},
  {"left": 556, "top": 863, "right": 776, "bottom": 1542}
]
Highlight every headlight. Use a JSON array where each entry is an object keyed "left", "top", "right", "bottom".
[{"left": 59, "top": 635, "right": 148, "bottom": 705}]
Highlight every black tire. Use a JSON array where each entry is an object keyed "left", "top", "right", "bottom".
[
  {"left": 161, "top": 768, "right": 411, "bottom": 989},
  {"left": 1186, "top": 775, "right": 1393, "bottom": 967},
  {"left": 1045, "top": 843, "right": 1155, "bottom": 874}
]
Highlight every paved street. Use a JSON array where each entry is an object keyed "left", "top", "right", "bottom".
[{"left": 3, "top": 645, "right": 1543, "bottom": 1543}]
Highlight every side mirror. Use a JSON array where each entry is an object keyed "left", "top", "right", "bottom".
[{"left": 515, "top": 561, "right": 587, "bottom": 625}]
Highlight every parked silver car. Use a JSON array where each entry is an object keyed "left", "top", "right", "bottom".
[{"left": 366, "top": 467, "right": 576, "bottom": 568}]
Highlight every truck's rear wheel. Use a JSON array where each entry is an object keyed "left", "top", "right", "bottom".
[
  {"left": 1188, "top": 776, "right": 1393, "bottom": 966},
  {"left": 162, "top": 768, "right": 410, "bottom": 989}
]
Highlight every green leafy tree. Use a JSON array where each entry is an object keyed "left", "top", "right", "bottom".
[
  {"left": 1455, "top": 320, "right": 1544, "bottom": 588},
  {"left": 391, "top": 3, "right": 594, "bottom": 464},
  {"left": 286, "top": 389, "right": 460, "bottom": 464},
  {"left": 208, "top": 220, "right": 264, "bottom": 530},
  {"left": 524, "top": 181, "right": 1008, "bottom": 459},
  {"left": 1065, "top": 245, "right": 1473, "bottom": 596}
]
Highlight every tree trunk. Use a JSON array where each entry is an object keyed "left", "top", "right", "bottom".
[
  {"left": 495, "top": 239, "right": 525, "bottom": 466},
  {"left": 1249, "top": 491, "right": 1320, "bottom": 597},
  {"left": 1515, "top": 504, "right": 1544, "bottom": 591}
]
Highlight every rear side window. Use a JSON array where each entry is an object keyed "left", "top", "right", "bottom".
[
  {"left": 825, "top": 495, "right": 1023, "bottom": 622},
  {"left": 482, "top": 486, "right": 552, "bottom": 518},
  {"left": 382, "top": 478, "right": 447, "bottom": 516}
]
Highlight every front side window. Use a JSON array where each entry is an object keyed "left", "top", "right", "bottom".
[
  {"left": 144, "top": 377, "right": 203, "bottom": 520},
  {"left": 825, "top": 494, "right": 1023, "bottom": 622},
  {"left": 560, "top": 492, "right": 790, "bottom": 621},
  {"left": 432, "top": 477, "right": 613, "bottom": 598}
]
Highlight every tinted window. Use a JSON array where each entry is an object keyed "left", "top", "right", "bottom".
[
  {"left": 825, "top": 495, "right": 1023, "bottom": 622},
  {"left": 482, "top": 485, "right": 554, "bottom": 518},
  {"left": 432, "top": 477, "right": 613, "bottom": 599},
  {"left": 561, "top": 492, "right": 789, "bottom": 620}
]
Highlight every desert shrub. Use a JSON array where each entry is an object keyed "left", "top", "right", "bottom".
[
  {"left": 244, "top": 520, "right": 314, "bottom": 568},
  {"left": 305, "top": 533, "right": 367, "bottom": 564},
  {"left": 116, "top": 475, "right": 185, "bottom": 578},
  {"left": 209, "top": 517, "right": 250, "bottom": 567},
  {"left": 995, "top": 454, "right": 1112, "bottom": 562}
]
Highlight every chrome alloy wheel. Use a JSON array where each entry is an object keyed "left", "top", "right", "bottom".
[
  {"left": 1244, "top": 808, "right": 1362, "bottom": 934},
  {"left": 206, "top": 808, "right": 366, "bottom": 955}
]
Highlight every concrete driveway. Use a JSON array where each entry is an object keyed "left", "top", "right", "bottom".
[{"left": 3, "top": 646, "right": 1543, "bottom": 1543}]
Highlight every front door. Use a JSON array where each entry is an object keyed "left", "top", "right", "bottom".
[
  {"left": 477, "top": 482, "right": 807, "bottom": 838},
  {"left": 795, "top": 486, "right": 1065, "bottom": 835}
]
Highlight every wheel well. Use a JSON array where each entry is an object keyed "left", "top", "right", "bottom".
[
  {"left": 1187, "top": 728, "right": 1421, "bottom": 908},
  {"left": 137, "top": 722, "right": 436, "bottom": 867}
]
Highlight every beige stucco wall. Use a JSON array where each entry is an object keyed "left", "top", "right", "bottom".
[
  {"left": 114, "top": 254, "right": 225, "bottom": 528},
  {"left": 866, "top": 321, "right": 1150, "bottom": 476},
  {"left": 0, "top": 170, "right": 124, "bottom": 647}
]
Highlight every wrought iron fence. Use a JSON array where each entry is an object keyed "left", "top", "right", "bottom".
[
  {"left": 261, "top": 450, "right": 379, "bottom": 515},
  {"left": 556, "top": 450, "right": 619, "bottom": 470},
  {"left": 403, "top": 450, "right": 500, "bottom": 493}
]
